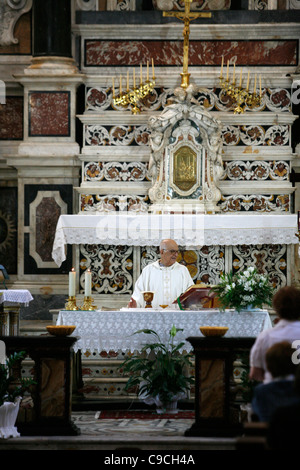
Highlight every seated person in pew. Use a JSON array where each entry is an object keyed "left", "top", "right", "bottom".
[
  {"left": 127, "top": 239, "right": 194, "bottom": 309},
  {"left": 267, "top": 364, "right": 300, "bottom": 450},
  {"left": 249, "top": 286, "right": 300, "bottom": 382},
  {"left": 251, "top": 341, "right": 300, "bottom": 422}
]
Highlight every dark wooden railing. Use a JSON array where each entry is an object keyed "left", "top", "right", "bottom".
[
  {"left": 0, "top": 335, "right": 80, "bottom": 436},
  {"left": 185, "top": 336, "right": 256, "bottom": 437}
]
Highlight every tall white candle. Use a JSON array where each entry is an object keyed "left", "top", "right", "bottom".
[
  {"left": 152, "top": 58, "right": 155, "bottom": 80},
  {"left": 239, "top": 68, "right": 243, "bottom": 87},
  {"left": 220, "top": 55, "right": 224, "bottom": 78},
  {"left": 85, "top": 269, "right": 92, "bottom": 297},
  {"left": 69, "top": 268, "right": 76, "bottom": 297}
]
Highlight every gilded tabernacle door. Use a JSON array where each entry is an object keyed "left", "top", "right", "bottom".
[{"left": 169, "top": 137, "right": 201, "bottom": 198}]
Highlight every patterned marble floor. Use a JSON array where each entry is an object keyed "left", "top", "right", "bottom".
[
  {"left": 73, "top": 410, "right": 195, "bottom": 437},
  {"left": 0, "top": 411, "right": 237, "bottom": 451}
]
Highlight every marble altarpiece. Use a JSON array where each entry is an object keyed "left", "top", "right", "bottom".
[{"left": 0, "top": 0, "right": 300, "bottom": 401}]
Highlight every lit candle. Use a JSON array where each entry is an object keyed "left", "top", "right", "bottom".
[
  {"left": 69, "top": 268, "right": 76, "bottom": 297},
  {"left": 127, "top": 71, "right": 129, "bottom": 92},
  {"left": 226, "top": 60, "right": 229, "bottom": 81},
  {"left": 246, "top": 71, "right": 250, "bottom": 91},
  {"left": 253, "top": 74, "right": 257, "bottom": 94},
  {"left": 85, "top": 269, "right": 92, "bottom": 297},
  {"left": 147, "top": 60, "right": 149, "bottom": 81},
  {"left": 220, "top": 55, "right": 224, "bottom": 78},
  {"left": 152, "top": 58, "right": 155, "bottom": 79},
  {"left": 112, "top": 77, "right": 115, "bottom": 98},
  {"left": 119, "top": 75, "right": 122, "bottom": 94},
  {"left": 239, "top": 68, "right": 243, "bottom": 87}
]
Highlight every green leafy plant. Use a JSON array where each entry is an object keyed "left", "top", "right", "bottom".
[
  {"left": 122, "top": 325, "right": 194, "bottom": 408},
  {"left": 211, "top": 266, "right": 274, "bottom": 312},
  {"left": 0, "top": 351, "right": 36, "bottom": 407}
]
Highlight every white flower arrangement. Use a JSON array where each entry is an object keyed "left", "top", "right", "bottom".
[{"left": 211, "top": 266, "right": 274, "bottom": 312}]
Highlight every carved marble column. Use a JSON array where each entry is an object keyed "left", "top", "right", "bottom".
[{"left": 6, "top": 0, "right": 84, "bottom": 303}]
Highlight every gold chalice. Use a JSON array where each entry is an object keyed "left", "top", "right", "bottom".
[{"left": 142, "top": 291, "right": 154, "bottom": 308}]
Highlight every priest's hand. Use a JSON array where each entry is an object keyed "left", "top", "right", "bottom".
[{"left": 127, "top": 297, "right": 137, "bottom": 308}]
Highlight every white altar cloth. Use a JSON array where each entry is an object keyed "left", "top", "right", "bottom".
[
  {"left": 0, "top": 289, "right": 33, "bottom": 306},
  {"left": 51, "top": 213, "right": 298, "bottom": 267},
  {"left": 56, "top": 308, "right": 272, "bottom": 353}
]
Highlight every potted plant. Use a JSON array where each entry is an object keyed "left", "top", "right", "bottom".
[
  {"left": 211, "top": 266, "right": 274, "bottom": 312},
  {"left": 122, "top": 325, "right": 194, "bottom": 413},
  {"left": 0, "top": 350, "right": 36, "bottom": 439}
]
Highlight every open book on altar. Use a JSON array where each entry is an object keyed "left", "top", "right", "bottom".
[{"left": 174, "top": 282, "right": 218, "bottom": 310}]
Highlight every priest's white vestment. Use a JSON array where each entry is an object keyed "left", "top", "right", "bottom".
[{"left": 132, "top": 261, "right": 194, "bottom": 308}]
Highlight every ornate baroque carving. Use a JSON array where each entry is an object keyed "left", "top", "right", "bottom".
[
  {"left": 147, "top": 84, "right": 224, "bottom": 213},
  {"left": 85, "top": 86, "right": 292, "bottom": 113},
  {"left": 0, "top": 0, "right": 32, "bottom": 46},
  {"left": 84, "top": 161, "right": 149, "bottom": 182},
  {"left": 222, "top": 160, "right": 290, "bottom": 181},
  {"left": 219, "top": 194, "right": 290, "bottom": 212},
  {"left": 232, "top": 244, "right": 287, "bottom": 290}
]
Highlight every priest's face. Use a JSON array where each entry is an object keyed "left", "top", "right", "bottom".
[{"left": 160, "top": 240, "right": 179, "bottom": 267}]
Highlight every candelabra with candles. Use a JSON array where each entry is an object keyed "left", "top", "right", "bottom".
[
  {"left": 112, "top": 60, "right": 156, "bottom": 114},
  {"left": 219, "top": 58, "right": 263, "bottom": 114}
]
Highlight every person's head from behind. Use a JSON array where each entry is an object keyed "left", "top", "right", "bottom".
[
  {"left": 159, "top": 239, "right": 179, "bottom": 267},
  {"left": 272, "top": 286, "right": 300, "bottom": 321},
  {"left": 266, "top": 341, "right": 297, "bottom": 379}
]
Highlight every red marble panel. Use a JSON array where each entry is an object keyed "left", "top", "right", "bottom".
[
  {"left": 0, "top": 96, "right": 23, "bottom": 140},
  {"left": 29, "top": 91, "right": 70, "bottom": 137},
  {"left": 85, "top": 39, "right": 297, "bottom": 67},
  {"left": 36, "top": 196, "right": 62, "bottom": 262}
]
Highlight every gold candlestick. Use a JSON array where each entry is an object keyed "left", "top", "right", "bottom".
[
  {"left": 65, "top": 296, "right": 79, "bottom": 310},
  {"left": 81, "top": 296, "right": 96, "bottom": 311}
]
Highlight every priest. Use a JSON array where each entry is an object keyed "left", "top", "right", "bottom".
[{"left": 128, "top": 239, "right": 194, "bottom": 309}]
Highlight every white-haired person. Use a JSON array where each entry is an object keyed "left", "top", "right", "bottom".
[{"left": 128, "top": 239, "right": 194, "bottom": 309}]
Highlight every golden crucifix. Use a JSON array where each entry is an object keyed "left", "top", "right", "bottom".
[{"left": 163, "top": 0, "right": 211, "bottom": 89}]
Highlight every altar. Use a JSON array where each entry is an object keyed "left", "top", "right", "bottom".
[{"left": 56, "top": 307, "right": 272, "bottom": 354}]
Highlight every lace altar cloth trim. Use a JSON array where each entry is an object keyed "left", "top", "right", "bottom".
[
  {"left": 0, "top": 290, "right": 33, "bottom": 306},
  {"left": 52, "top": 213, "right": 298, "bottom": 267},
  {"left": 56, "top": 308, "right": 272, "bottom": 353}
]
